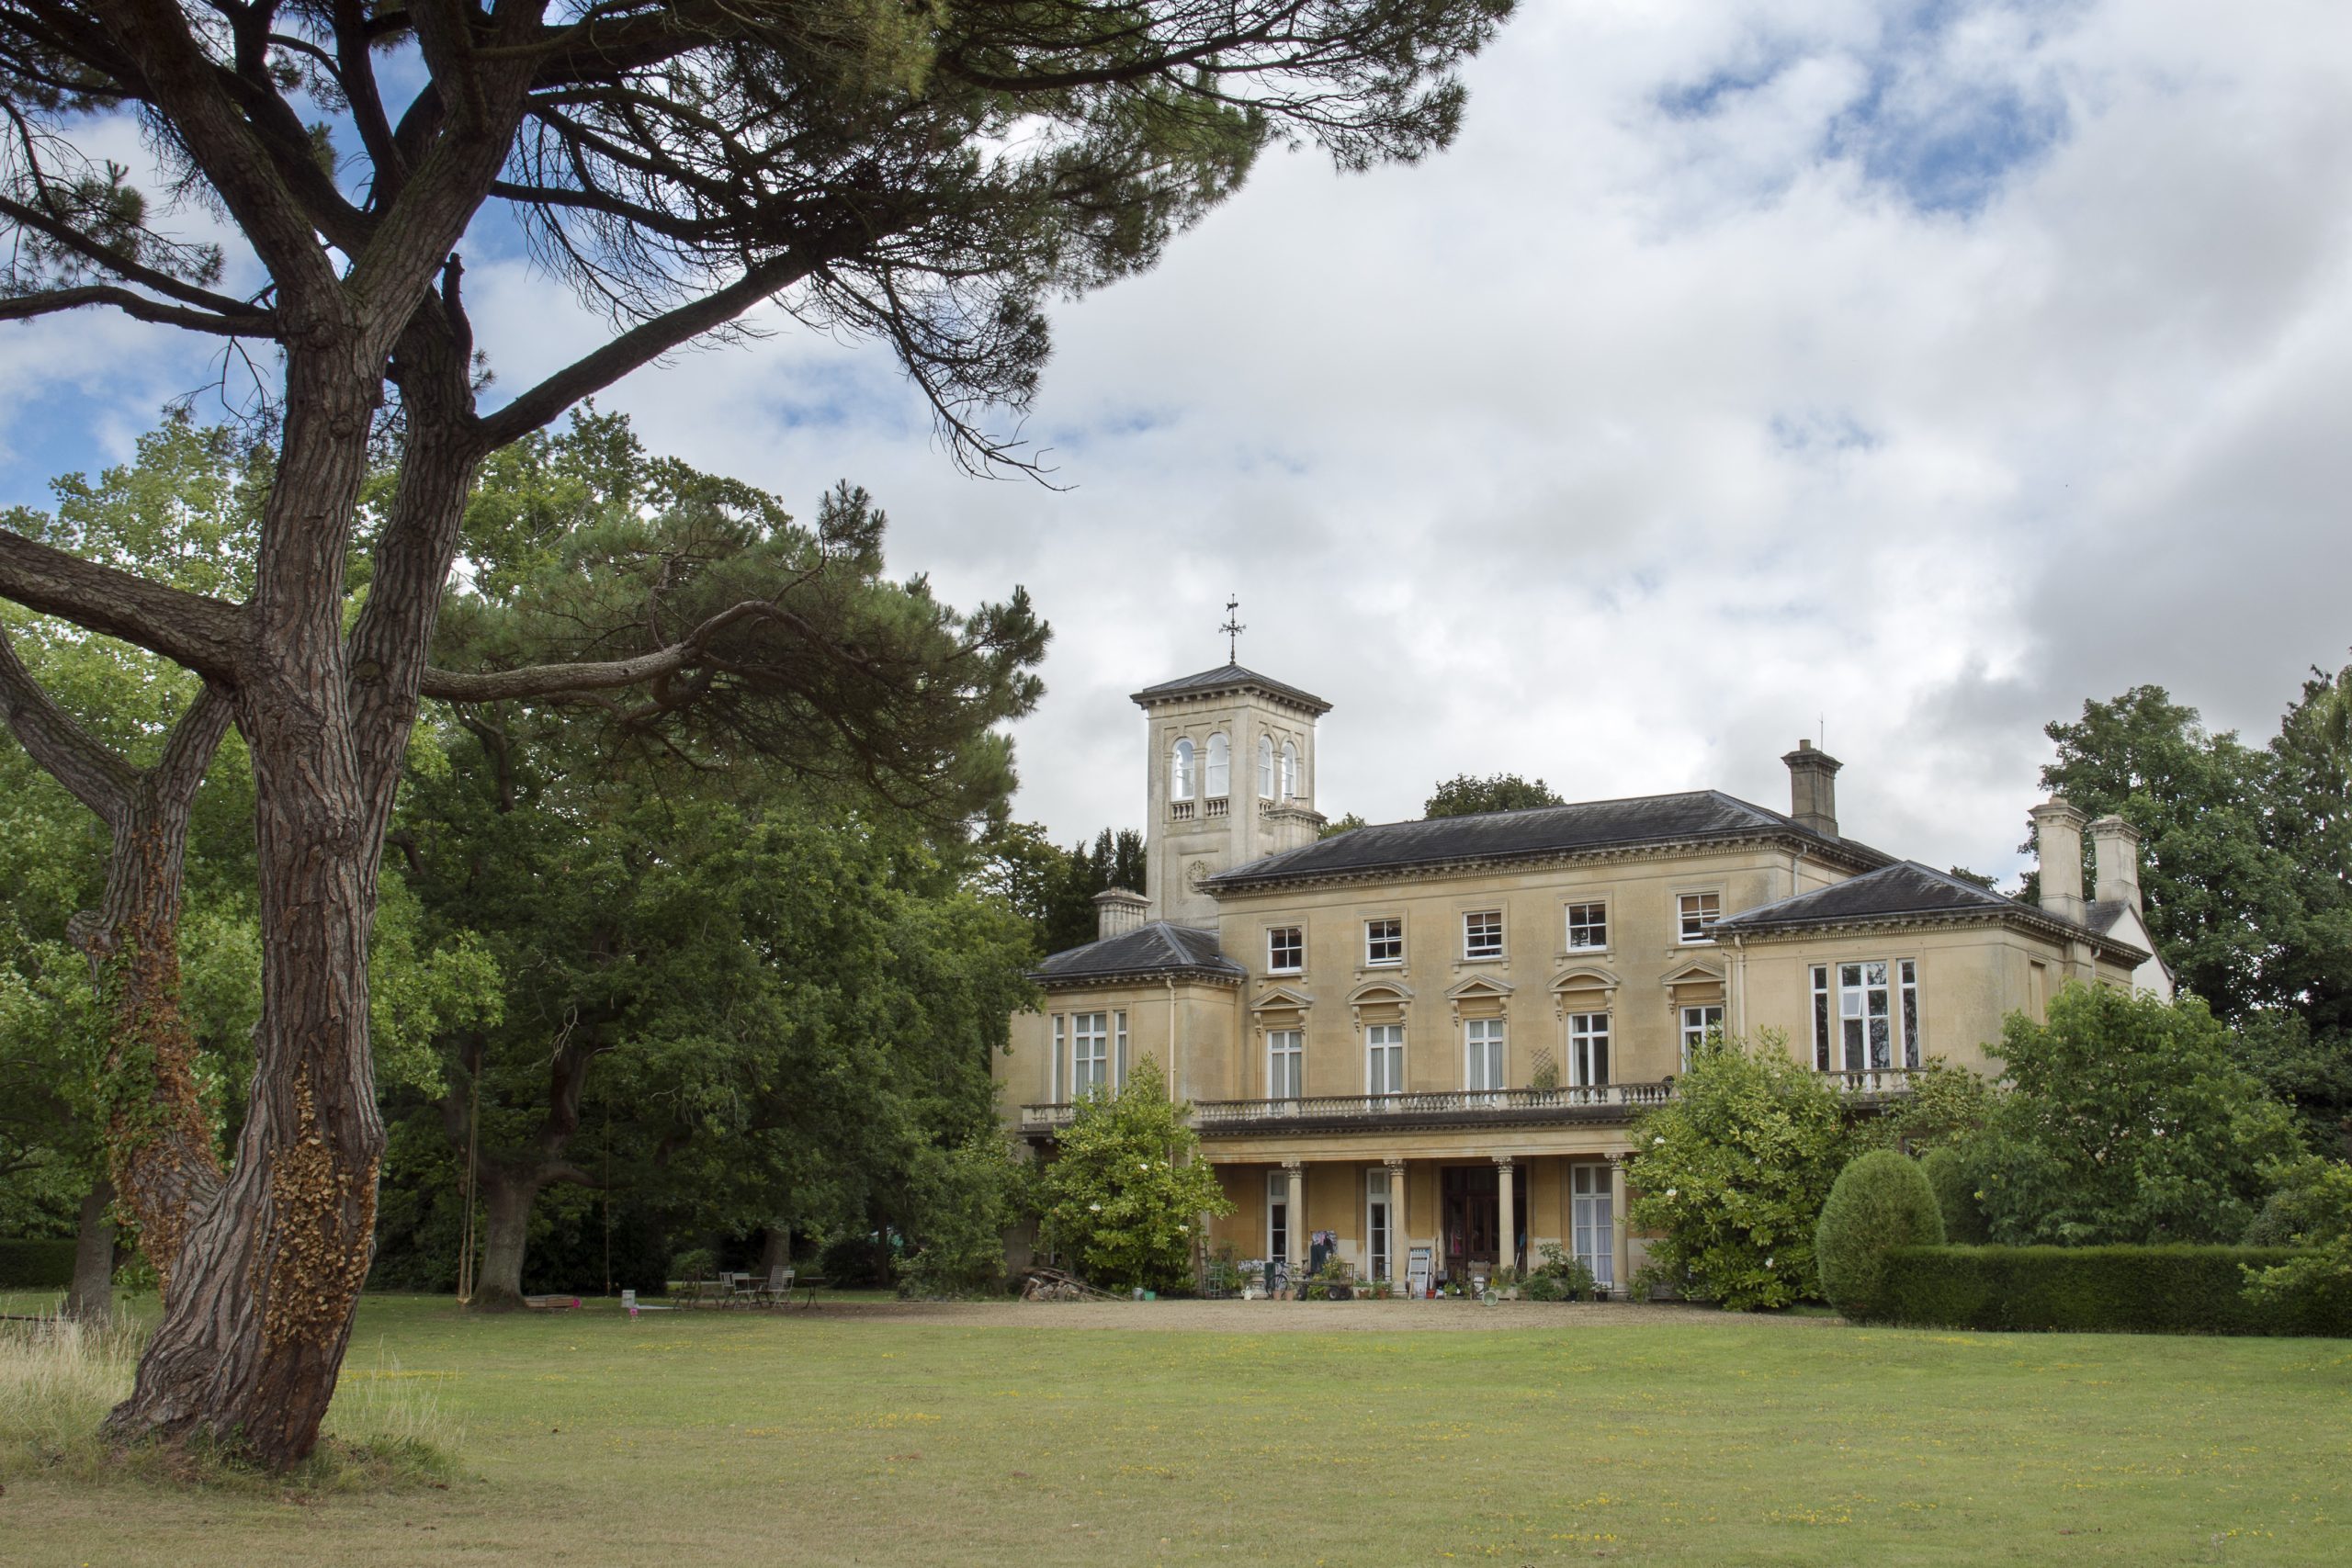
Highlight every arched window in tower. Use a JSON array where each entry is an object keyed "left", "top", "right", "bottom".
[
  {"left": 1171, "top": 737, "right": 1195, "bottom": 800},
  {"left": 1257, "top": 735, "right": 1276, "bottom": 798},
  {"left": 1282, "top": 740, "right": 1301, "bottom": 799},
  {"left": 1204, "top": 732, "right": 1231, "bottom": 797}
]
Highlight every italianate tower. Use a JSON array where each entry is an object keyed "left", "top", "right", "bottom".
[{"left": 1132, "top": 663, "right": 1330, "bottom": 927}]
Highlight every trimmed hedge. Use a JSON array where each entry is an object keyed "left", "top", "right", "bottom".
[
  {"left": 0, "top": 1237, "right": 78, "bottom": 1289},
  {"left": 1881, "top": 1245, "right": 2352, "bottom": 1337},
  {"left": 1815, "top": 1151, "right": 1944, "bottom": 1321}
]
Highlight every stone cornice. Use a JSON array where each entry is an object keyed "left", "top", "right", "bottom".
[
  {"left": 1719, "top": 906, "right": 2150, "bottom": 965},
  {"left": 1206, "top": 829, "right": 1891, "bottom": 897},
  {"left": 1032, "top": 966, "right": 1245, "bottom": 992}
]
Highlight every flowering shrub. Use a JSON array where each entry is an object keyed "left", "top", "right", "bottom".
[
  {"left": 1625, "top": 1032, "right": 1852, "bottom": 1310},
  {"left": 1035, "top": 1058, "right": 1233, "bottom": 1292}
]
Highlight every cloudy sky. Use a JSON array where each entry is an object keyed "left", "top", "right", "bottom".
[{"left": 5, "top": 0, "right": 2349, "bottom": 881}]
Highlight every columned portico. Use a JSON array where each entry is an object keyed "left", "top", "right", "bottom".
[
  {"left": 1610, "top": 1155, "right": 1631, "bottom": 1294},
  {"left": 1494, "top": 1156, "right": 1518, "bottom": 1277},
  {"left": 1282, "top": 1158, "right": 1306, "bottom": 1277}
]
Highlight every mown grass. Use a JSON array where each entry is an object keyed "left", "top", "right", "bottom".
[{"left": 5, "top": 1292, "right": 2348, "bottom": 1565}]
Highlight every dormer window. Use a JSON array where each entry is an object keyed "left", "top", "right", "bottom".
[
  {"left": 1205, "top": 731, "right": 1230, "bottom": 797},
  {"left": 1170, "top": 737, "right": 1195, "bottom": 799},
  {"left": 1258, "top": 735, "right": 1276, "bottom": 798},
  {"left": 1281, "top": 740, "right": 1300, "bottom": 799}
]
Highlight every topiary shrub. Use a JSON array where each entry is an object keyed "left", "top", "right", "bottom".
[
  {"left": 1918, "top": 1145, "right": 1989, "bottom": 1245},
  {"left": 1815, "top": 1151, "right": 1945, "bottom": 1321}
]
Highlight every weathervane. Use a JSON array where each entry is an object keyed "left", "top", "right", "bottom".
[{"left": 1219, "top": 595, "right": 1245, "bottom": 663}]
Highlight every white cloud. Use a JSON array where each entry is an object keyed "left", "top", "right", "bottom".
[{"left": 5, "top": 0, "right": 2349, "bottom": 885}]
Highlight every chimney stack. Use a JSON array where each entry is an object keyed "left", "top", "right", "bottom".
[
  {"left": 2030, "top": 797, "right": 2088, "bottom": 925},
  {"left": 1093, "top": 887, "right": 1149, "bottom": 942},
  {"left": 2089, "top": 815, "right": 2143, "bottom": 914},
  {"left": 1782, "top": 739, "right": 1842, "bottom": 839}
]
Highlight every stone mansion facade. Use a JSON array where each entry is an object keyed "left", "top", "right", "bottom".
[{"left": 998, "top": 661, "right": 2165, "bottom": 1293}]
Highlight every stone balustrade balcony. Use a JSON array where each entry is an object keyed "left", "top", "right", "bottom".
[{"left": 1017, "top": 1069, "right": 1914, "bottom": 1140}]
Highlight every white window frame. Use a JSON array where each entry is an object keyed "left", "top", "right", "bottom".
[
  {"left": 1564, "top": 901, "right": 1608, "bottom": 952},
  {"left": 1267, "top": 1172, "right": 1290, "bottom": 1267},
  {"left": 1679, "top": 1004, "right": 1724, "bottom": 1074},
  {"left": 1267, "top": 925, "right": 1304, "bottom": 976},
  {"left": 1051, "top": 1012, "right": 1066, "bottom": 1100},
  {"left": 1811, "top": 964, "right": 1833, "bottom": 1070},
  {"left": 1899, "top": 959, "right": 1922, "bottom": 1068},
  {"left": 1838, "top": 961, "right": 1893, "bottom": 1071},
  {"left": 1281, "top": 740, "right": 1300, "bottom": 799},
  {"left": 1366, "top": 1023, "right": 1405, "bottom": 1095},
  {"left": 1256, "top": 734, "right": 1275, "bottom": 798},
  {"left": 1464, "top": 1017, "right": 1507, "bottom": 1092},
  {"left": 1204, "top": 731, "right": 1231, "bottom": 798},
  {"left": 1170, "top": 737, "right": 1195, "bottom": 800},
  {"left": 1267, "top": 1028, "right": 1303, "bottom": 1100},
  {"left": 1570, "top": 1163, "right": 1614, "bottom": 1288},
  {"left": 1463, "top": 908, "right": 1503, "bottom": 961},
  {"left": 1364, "top": 916, "right": 1404, "bottom": 967},
  {"left": 1567, "top": 1011, "right": 1611, "bottom": 1088},
  {"left": 1677, "top": 890, "right": 1722, "bottom": 944},
  {"left": 1071, "top": 1011, "right": 1112, "bottom": 1095},
  {"left": 1365, "top": 1168, "right": 1393, "bottom": 1282}
]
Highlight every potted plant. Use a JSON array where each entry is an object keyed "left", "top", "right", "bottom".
[
  {"left": 1204, "top": 1246, "right": 1245, "bottom": 1300},
  {"left": 1304, "top": 1254, "right": 1356, "bottom": 1301},
  {"left": 1494, "top": 1265, "right": 1521, "bottom": 1302}
]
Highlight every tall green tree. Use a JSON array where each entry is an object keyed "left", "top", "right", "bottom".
[
  {"left": 1, "top": 0, "right": 1512, "bottom": 1464},
  {"left": 984, "top": 824, "right": 1148, "bottom": 955},
  {"left": 379, "top": 417, "right": 1042, "bottom": 1306},
  {"left": 1424, "top": 773, "right": 1565, "bottom": 818},
  {"left": 1966, "top": 986, "right": 2301, "bottom": 1246}
]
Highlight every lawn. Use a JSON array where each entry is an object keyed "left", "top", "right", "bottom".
[{"left": 5, "top": 1293, "right": 2348, "bottom": 1566}]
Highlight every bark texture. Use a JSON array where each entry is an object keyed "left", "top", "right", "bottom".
[
  {"left": 0, "top": 634, "right": 230, "bottom": 1301},
  {"left": 64, "top": 1178, "right": 117, "bottom": 1324}
]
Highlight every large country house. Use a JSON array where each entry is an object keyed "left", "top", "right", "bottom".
[{"left": 1000, "top": 660, "right": 2166, "bottom": 1294}]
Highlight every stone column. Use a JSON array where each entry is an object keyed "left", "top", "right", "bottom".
[
  {"left": 1495, "top": 1156, "right": 1518, "bottom": 1278},
  {"left": 1609, "top": 1156, "right": 1631, "bottom": 1297},
  {"left": 1283, "top": 1159, "right": 1306, "bottom": 1280},
  {"left": 1385, "top": 1158, "right": 1408, "bottom": 1289}
]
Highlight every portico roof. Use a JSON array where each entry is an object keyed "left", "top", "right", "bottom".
[{"left": 1029, "top": 920, "right": 1247, "bottom": 988}]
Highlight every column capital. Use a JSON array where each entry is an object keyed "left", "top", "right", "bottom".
[
  {"left": 1383, "top": 1157, "right": 1408, "bottom": 1173},
  {"left": 1492, "top": 1154, "right": 1517, "bottom": 1168},
  {"left": 1280, "top": 1156, "right": 1304, "bottom": 1173}
]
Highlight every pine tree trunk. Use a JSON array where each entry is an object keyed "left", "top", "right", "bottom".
[
  {"left": 471, "top": 1169, "right": 542, "bottom": 1311},
  {"left": 103, "top": 351, "right": 395, "bottom": 1466},
  {"left": 82, "top": 753, "right": 231, "bottom": 1300},
  {"left": 63, "top": 1178, "right": 116, "bottom": 1324}
]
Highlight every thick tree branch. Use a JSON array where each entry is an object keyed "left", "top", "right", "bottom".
[
  {"left": 474, "top": 259, "right": 814, "bottom": 448},
  {"left": 0, "top": 284, "right": 277, "bottom": 336},
  {"left": 0, "top": 621, "right": 136, "bottom": 823},
  {"left": 0, "top": 194, "right": 266, "bottom": 319},
  {"left": 0, "top": 527, "right": 247, "bottom": 680},
  {"left": 419, "top": 598, "right": 782, "bottom": 703}
]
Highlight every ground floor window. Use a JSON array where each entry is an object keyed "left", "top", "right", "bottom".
[
  {"left": 1567, "top": 1011, "right": 1610, "bottom": 1087},
  {"left": 1679, "top": 1004, "right": 1724, "bottom": 1072},
  {"left": 1367, "top": 1023, "right": 1405, "bottom": 1095},
  {"left": 1366, "top": 1168, "right": 1393, "bottom": 1281},
  {"left": 1267, "top": 1171, "right": 1291, "bottom": 1266},
  {"left": 1069, "top": 1010, "right": 1126, "bottom": 1095},
  {"left": 1571, "top": 1163, "right": 1614, "bottom": 1288}
]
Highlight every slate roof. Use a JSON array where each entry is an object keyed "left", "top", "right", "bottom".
[
  {"left": 1030, "top": 921, "right": 1247, "bottom": 987},
  {"left": 1711, "top": 861, "right": 2150, "bottom": 960},
  {"left": 1130, "top": 663, "right": 1332, "bottom": 715},
  {"left": 1205, "top": 790, "right": 1887, "bottom": 892}
]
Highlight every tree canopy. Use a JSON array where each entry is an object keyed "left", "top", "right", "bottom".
[{"left": 1423, "top": 773, "right": 1565, "bottom": 818}]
